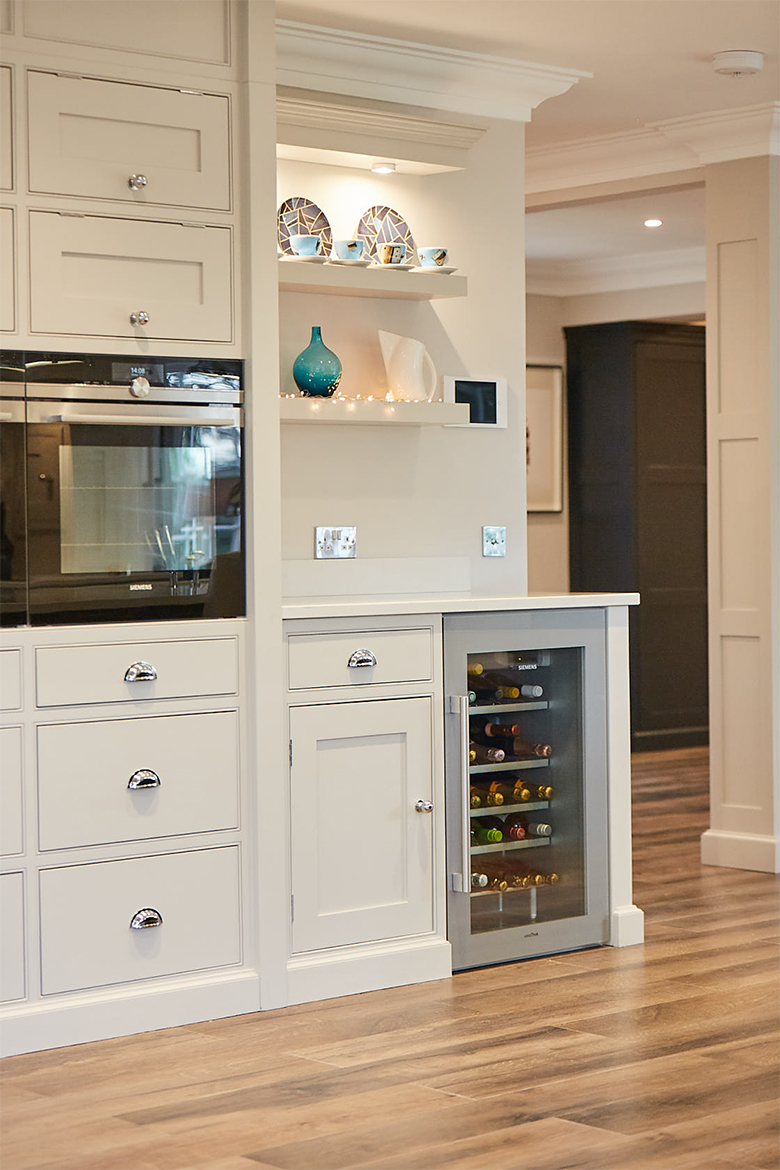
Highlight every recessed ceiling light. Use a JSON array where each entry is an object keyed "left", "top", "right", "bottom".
[
  {"left": 371, "top": 162, "right": 396, "bottom": 175},
  {"left": 644, "top": 219, "right": 663, "bottom": 228}
]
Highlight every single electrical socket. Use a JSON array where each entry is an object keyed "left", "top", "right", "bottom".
[
  {"left": 315, "top": 526, "right": 357, "bottom": 559},
  {"left": 482, "top": 526, "right": 507, "bottom": 557}
]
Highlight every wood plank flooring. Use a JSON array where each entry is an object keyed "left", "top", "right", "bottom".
[{"left": 2, "top": 747, "right": 778, "bottom": 1170}]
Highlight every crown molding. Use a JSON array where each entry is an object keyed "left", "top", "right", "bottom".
[
  {"left": 526, "top": 103, "right": 779, "bottom": 195},
  {"left": 526, "top": 246, "right": 706, "bottom": 297},
  {"left": 276, "top": 94, "right": 485, "bottom": 151},
  {"left": 275, "top": 20, "right": 590, "bottom": 122}
]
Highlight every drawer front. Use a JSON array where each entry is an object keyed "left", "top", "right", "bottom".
[
  {"left": 288, "top": 627, "right": 433, "bottom": 691},
  {"left": 38, "top": 710, "right": 239, "bottom": 850},
  {"left": 0, "top": 872, "right": 25, "bottom": 1002},
  {"left": 28, "top": 72, "right": 231, "bottom": 211},
  {"left": 0, "top": 66, "right": 12, "bottom": 191},
  {"left": 35, "top": 637, "right": 238, "bottom": 708},
  {"left": 29, "top": 211, "right": 233, "bottom": 342},
  {"left": 1, "top": 649, "right": 22, "bottom": 710},
  {"left": 0, "top": 726, "right": 23, "bottom": 856},
  {"left": 0, "top": 206, "right": 14, "bottom": 331},
  {"left": 40, "top": 846, "right": 241, "bottom": 995}
]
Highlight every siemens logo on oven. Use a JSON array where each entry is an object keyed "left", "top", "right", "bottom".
[{"left": 129, "top": 583, "right": 154, "bottom": 591}]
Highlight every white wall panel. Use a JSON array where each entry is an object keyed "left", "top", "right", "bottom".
[
  {"left": 719, "top": 437, "right": 763, "bottom": 611},
  {"left": 717, "top": 239, "right": 758, "bottom": 415}
]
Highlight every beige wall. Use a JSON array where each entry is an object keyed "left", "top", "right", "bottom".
[{"left": 278, "top": 119, "right": 530, "bottom": 596}]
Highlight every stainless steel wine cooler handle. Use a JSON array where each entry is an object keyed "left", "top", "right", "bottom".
[
  {"left": 130, "top": 310, "right": 150, "bottom": 327},
  {"left": 457, "top": 694, "right": 471, "bottom": 894},
  {"left": 347, "top": 649, "right": 377, "bottom": 668},
  {"left": 127, "top": 769, "right": 161, "bottom": 790},
  {"left": 129, "top": 908, "right": 163, "bottom": 930},
  {"left": 128, "top": 173, "right": 148, "bottom": 190},
  {"left": 415, "top": 799, "right": 434, "bottom": 813},
  {"left": 124, "top": 661, "right": 157, "bottom": 683}
]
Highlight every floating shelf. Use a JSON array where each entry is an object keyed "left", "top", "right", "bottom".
[
  {"left": 278, "top": 261, "right": 468, "bottom": 300},
  {"left": 279, "top": 397, "right": 470, "bottom": 426}
]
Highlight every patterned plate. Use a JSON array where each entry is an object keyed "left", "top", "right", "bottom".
[
  {"left": 277, "top": 197, "right": 332, "bottom": 256},
  {"left": 356, "top": 205, "right": 416, "bottom": 261}
]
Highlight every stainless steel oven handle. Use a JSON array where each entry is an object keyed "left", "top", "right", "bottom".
[{"left": 45, "top": 413, "right": 237, "bottom": 427}]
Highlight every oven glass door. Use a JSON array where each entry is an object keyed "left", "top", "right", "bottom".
[
  {"left": 26, "top": 413, "right": 244, "bottom": 624},
  {"left": 0, "top": 400, "right": 28, "bottom": 627}
]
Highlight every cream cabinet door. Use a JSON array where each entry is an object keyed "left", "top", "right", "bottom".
[
  {"left": 0, "top": 207, "right": 14, "bottom": 332},
  {"left": 0, "top": 727, "right": 23, "bottom": 856},
  {"left": 0, "top": 66, "right": 12, "bottom": 191},
  {"left": 28, "top": 71, "right": 231, "bottom": 211},
  {"left": 30, "top": 212, "right": 233, "bottom": 342},
  {"left": 290, "top": 697, "right": 434, "bottom": 953},
  {"left": 0, "top": 872, "right": 25, "bottom": 1002}
]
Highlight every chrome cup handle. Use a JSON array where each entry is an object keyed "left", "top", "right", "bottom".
[
  {"left": 124, "top": 661, "right": 157, "bottom": 683},
  {"left": 347, "top": 649, "right": 377, "bottom": 668},
  {"left": 127, "top": 769, "right": 161, "bottom": 790},
  {"left": 130, "top": 908, "right": 163, "bottom": 930}
]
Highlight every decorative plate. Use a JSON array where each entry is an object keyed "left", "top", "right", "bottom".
[
  {"left": 356, "top": 205, "right": 416, "bottom": 261},
  {"left": 277, "top": 197, "right": 332, "bottom": 256}
]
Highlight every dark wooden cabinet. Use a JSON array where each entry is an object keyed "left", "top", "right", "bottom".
[{"left": 565, "top": 322, "right": 707, "bottom": 751}]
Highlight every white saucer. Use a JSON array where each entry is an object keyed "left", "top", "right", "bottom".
[
  {"left": 326, "top": 257, "right": 372, "bottom": 267},
  {"left": 411, "top": 265, "right": 458, "bottom": 275},
  {"left": 279, "top": 253, "right": 328, "bottom": 264},
  {"left": 371, "top": 261, "right": 416, "bottom": 271}
]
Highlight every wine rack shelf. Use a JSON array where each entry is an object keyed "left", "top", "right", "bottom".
[
  {"left": 471, "top": 837, "right": 550, "bottom": 857},
  {"left": 469, "top": 701, "right": 548, "bottom": 714},
  {"left": 470, "top": 883, "right": 545, "bottom": 900},
  {"left": 470, "top": 758, "right": 550, "bottom": 775},
  {"left": 469, "top": 800, "right": 549, "bottom": 818}
]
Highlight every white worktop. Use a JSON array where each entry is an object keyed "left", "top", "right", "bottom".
[{"left": 281, "top": 591, "right": 640, "bottom": 620}]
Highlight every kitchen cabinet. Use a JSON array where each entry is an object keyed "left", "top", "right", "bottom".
[
  {"left": 0, "top": 206, "right": 15, "bottom": 332},
  {"left": 0, "top": 726, "right": 23, "bottom": 856},
  {"left": 0, "top": 65, "right": 12, "bottom": 191},
  {"left": 0, "top": 872, "right": 25, "bottom": 1002}
]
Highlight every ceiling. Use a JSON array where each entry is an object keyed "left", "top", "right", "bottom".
[{"left": 275, "top": 1, "right": 778, "bottom": 293}]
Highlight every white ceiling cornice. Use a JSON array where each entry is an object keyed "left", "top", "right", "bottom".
[
  {"left": 276, "top": 94, "right": 485, "bottom": 151},
  {"left": 526, "top": 246, "right": 706, "bottom": 297},
  {"left": 527, "top": 103, "right": 780, "bottom": 195},
  {"left": 275, "top": 20, "right": 590, "bottom": 122}
]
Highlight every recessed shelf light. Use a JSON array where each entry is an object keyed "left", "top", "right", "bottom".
[
  {"left": 644, "top": 219, "right": 663, "bottom": 228},
  {"left": 371, "top": 162, "right": 396, "bottom": 175}
]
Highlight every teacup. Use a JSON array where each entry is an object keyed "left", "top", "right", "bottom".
[
  {"left": 417, "top": 246, "right": 449, "bottom": 268},
  {"left": 289, "top": 233, "right": 323, "bottom": 257},
  {"left": 332, "top": 239, "right": 364, "bottom": 261},
  {"left": 377, "top": 243, "right": 406, "bottom": 265}
]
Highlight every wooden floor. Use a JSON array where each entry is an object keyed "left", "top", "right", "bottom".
[{"left": 2, "top": 747, "right": 779, "bottom": 1170}]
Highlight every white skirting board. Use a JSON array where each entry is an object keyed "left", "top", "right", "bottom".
[
  {"left": 282, "top": 557, "right": 471, "bottom": 598},
  {"left": 701, "top": 829, "right": 780, "bottom": 874},
  {"left": 286, "top": 934, "right": 452, "bottom": 1005},
  {"left": 0, "top": 968, "right": 260, "bottom": 1058},
  {"left": 609, "top": 904, "right": 645, "bottom": 947}
]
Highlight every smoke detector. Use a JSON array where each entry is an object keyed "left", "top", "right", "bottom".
[{"left": 713, "top": 50, "right": 764, "bottom": 77}]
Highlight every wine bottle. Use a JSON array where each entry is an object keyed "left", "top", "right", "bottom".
[
  {"left": 485, "top": 779, "right": 517, "bottom": 803},
  {"left": 471, "top": 784, "right": 504, "bottom": 807},
  {"left": 520, "top": 683, "right": 544, "bottom": 698},
  {"left": 471, "top": 871, "right": 489, "bottom": 889},
  {"left": 467, "top": 663, "right": 485, "bottom": 677},
  {"left": 467, "top": 690, "right": 478, "bottom": 704},
  {"left": 484, "top": 722, "right": 521, "bottom": 738},
  {"left": 511, "top": 737, "right": 552, "bottom": 759},
  {"left": 472, "top": 821, "right": 503, "bottom": 844},
  {"left": 470, "top": 740, "right": 506, "bottom": 764},
  {"left": 505, "top": 815, "right": 552, "bottom": 838},
  {"left": 513, "top": 782, "right": 554, "bottom": 802},
  {"left": 470, "top": 786, "right": 484, "bottom": 809}
]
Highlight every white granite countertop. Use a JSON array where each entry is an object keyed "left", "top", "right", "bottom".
[{"left": 281, "top": 591, "right": 640, "bottom": 619}]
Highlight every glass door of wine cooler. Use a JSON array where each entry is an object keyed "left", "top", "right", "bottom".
[{"left": 444, "top": 609, "right": 609, "bottom": 969}]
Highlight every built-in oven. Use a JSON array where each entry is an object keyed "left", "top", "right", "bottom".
[
  {"left": 0, "top": 353, "right": 27, "bottom": 627},
  {"left": 0, "top": 351, "right": 245, "bottom": 627}
]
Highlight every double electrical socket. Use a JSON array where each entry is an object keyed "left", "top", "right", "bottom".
[
  {"left": 482, "top": 526, "right": 507, "bottom": 556},
  {"left": 315, "top": 526, "right": 357, "bottom": 559}
]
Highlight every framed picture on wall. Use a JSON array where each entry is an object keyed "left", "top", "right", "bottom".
[{"left": 526, "top": 365, "right": 563, "bottom": 513}]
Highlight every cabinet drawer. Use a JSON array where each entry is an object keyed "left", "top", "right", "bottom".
[
  {"left": 35, "top": 637, "right": 238, "bottom": 708},
  {"left": 0, "top": 726, "right": 23, "bottom": 856},
  {"left": 0, "top": 206, "right": 15, "bottom": 332},
  {"left": 38, "top": 711, "right": 239, "bottom": 850},
  {"left": 29, "top": 211, "right": 233, "bottom": 342},
  {"left": 0, "top": 872, "right": 25, "bottom": 1002},
  {"left": 28, "top": 71, "right": 230, "bottom": 211},
  {"left": 288, "top": 627, "right": 433, "bottom": 690},
  {"left": 40, "top": 847, "right": 240, "bottom": 994},
  {"left": 1, "top": 649, "right": 22, "bottom": 710}
]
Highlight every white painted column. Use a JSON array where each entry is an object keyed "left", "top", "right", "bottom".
[{"left": 701, "top": 155, "right": 780, "bottom": 873}]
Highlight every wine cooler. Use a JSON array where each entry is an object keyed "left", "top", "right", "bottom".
[{"left": 444, "top": 609, "right": 610, "bottom": 969}]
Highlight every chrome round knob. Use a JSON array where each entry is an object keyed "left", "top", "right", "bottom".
[
  {"left": 130, "top": 376, "right": 151, "bottom": 398},
  {"left": 130, "top": 311, "right": 150, "bottom": 327},
  {"left": 415, "top": 799, "right": 434, "bottom": 814},
  {"left": 128, "top": 173, "right": 148, "bottom": 191}
]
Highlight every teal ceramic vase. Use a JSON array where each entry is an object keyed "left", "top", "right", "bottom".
[{"left": 293, "top": 326, "right": 342, "bottom": 397}]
